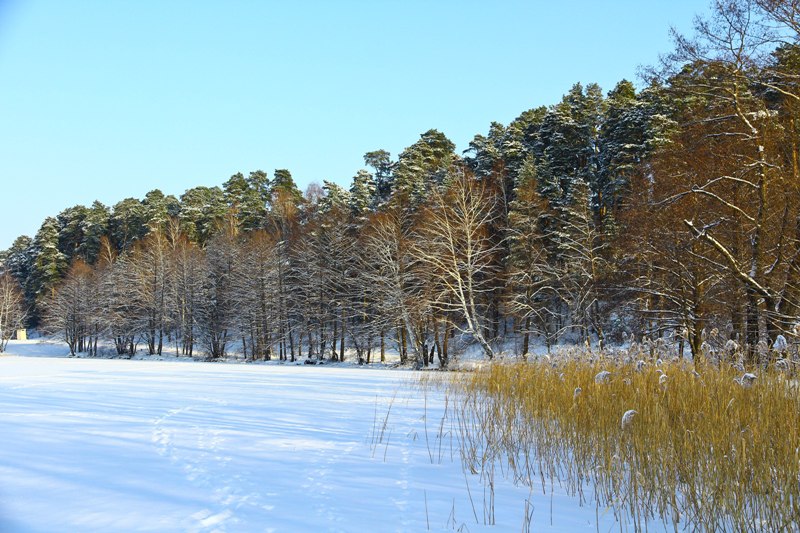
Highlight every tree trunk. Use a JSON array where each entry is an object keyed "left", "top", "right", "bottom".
[
  {"left": 339, "top": 309, "right": 345, "bottom": 362},
  {"left": 399, "top": 326, "right": 407, "bottom": 365},
  {"left": 522, "top": 316, "right": 530, "bottom": 359},
  {"left": 331, "top": 319, "right": 338, "bottom": 360}
]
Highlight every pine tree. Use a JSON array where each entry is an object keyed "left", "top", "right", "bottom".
[
  {"left": 507, "top": 158, "right": 561, "bottom": 353},
  {"left": 319, "top": 181, "right": 352, "bottom": 213},
  {"left": 31, "top": 217, "right": 68, "bottom": 300},
  {"left": 363, "top": 149, "right": 393, "bottom": 203},
  {"left": 3, "top": 236, "right": 35, "bottom": 297},
  {"left": 110, "top": 198, "right": 148, "bottom": 250},
  {"left": 271, "top": 169, "right": 304, "bottom": 206},
  {"left": 348, "top": 169, "right": 377, "bottom": 217},
  {"left": 79, "top": 201, "right": 111, "bottom": 264},
  {"left": 223, "top": 171, "right": 270, "bottom": 231},
  {"left": 536, "top": 83, "right": 605, "bottom": 208},
  {"left": 142, "top": 189, "right": 180, "bottom": 234},
  {"left": 392, "top": 129, "right": 457, "bottom": 206},
  {"left": 178, "top": 186, "right": 227, "bottom": 245},
  {"left": 56, "top": 205, "right": 89, "bottom": 264}
]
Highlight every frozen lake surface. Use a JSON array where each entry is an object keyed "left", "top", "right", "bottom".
[{"left": 0, "top": 343, "right": 631, "bottom": 532}]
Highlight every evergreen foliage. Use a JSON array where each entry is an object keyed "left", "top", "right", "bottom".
[{"left": 6, "top": 0, "right": 800, "bottom": 363}]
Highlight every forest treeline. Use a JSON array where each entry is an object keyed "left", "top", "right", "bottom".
[{"left": 1, "top": 0, "right": 800, "bottom": 366}]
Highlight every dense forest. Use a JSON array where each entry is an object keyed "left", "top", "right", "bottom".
[{"left": 2, "top": 0, "right": 799, "bottom": 366}]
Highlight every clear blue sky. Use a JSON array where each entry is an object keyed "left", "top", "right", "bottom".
[{"left": 0, "top": 0, "right": 709, "bottom": 250}]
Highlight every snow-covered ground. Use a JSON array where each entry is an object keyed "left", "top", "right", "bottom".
[{"left": 0, "top": 341, "right": 642, "bottom": 532}]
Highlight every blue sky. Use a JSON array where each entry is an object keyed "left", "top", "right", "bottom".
[{"left": 0, "top": 0, "right": 709, "bottom": 249}]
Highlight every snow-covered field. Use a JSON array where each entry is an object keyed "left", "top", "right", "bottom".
[{"left": 0, "top": 341, "right": 635, "bottom": 532}]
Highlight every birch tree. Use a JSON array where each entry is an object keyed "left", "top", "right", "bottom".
[
  {"left": 236, "top": 230, "right": 279, "bottom": 360},
  {"left": 165, "top": 219, "right": 203, "bottom": 356},
  {"left": 128, "top": 229, "right": 171, "bottom": 355},
  {"left": 197, "top": 218, "right": 239, "bottom": 359},
  {"left": 0, "top": 273, "right": 26, "bottom": 352},
  {"left": 44, "top": 260, "right": 93, "bottom": 356},
  {"left": 413, "top": 169, "right": 500, "bottom": 359},
  {"left": 360, "top": 207, "right": 426, "bottom": 365}
]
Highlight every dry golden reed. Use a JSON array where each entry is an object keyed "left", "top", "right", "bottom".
[{"left": 447, "top": 357, "right": 800, "bottom": 531}]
